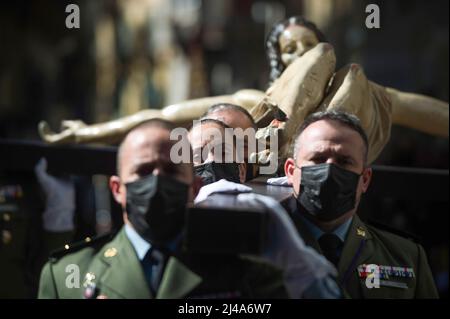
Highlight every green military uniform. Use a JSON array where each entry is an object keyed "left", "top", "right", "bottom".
[
  {"left": 38, "top": 226, "right": 288, "bottom": 299},
  {"left": 283, "top": 196, "right": 439, "bottom": 299}
]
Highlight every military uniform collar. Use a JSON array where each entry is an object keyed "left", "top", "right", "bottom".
[
  {"left": 156, "top": 257, "right": 202, "bottom": 298},
  {"left": 96, "top": 227, "right": 152, "bottom": 298},
  {"left": 284, "top": 196, "right": 375, "bottom": 291},
  {"left": 293, "top": 214, "right": 375, "bottom": 294},
  {"left": 87, "top": 227, "right": 202, "bottom": 299},
  {"left": 298, "top": 213, "right": 353, "bottom": 242}
]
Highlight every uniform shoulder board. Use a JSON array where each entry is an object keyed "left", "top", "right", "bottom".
[
  {"left": 367, "top": 219, "right": 421, "bottom": 244},
  {"left": 49, "top": 231, "right": 116, "bottom": 261}
]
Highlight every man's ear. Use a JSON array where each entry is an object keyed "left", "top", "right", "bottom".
[
  {"left": 238, "top": 162, "right": 247, "bottom": 183},
  {"left": 284, "top": 157, "right": 296, "bottom": 184},
  {"left": 192, "top": 175, "right": 203, "bottom": 198},
  {"left": 361, "top": 167, "right": 372, "bottom": 193},
  {"left": 109, "top": 175, "right": 124, "bottom": 205}
]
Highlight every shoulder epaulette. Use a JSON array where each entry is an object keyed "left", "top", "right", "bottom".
[
  {"left": 367, "top": 219, "right": 421, "bottom": 244},
  {"left": 49, "top": 232, "right": 116, "bottom": 261}
]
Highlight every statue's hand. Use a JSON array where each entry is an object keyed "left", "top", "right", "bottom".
[
  {"left": 38, "top": 121, "right": 77, "bottom": 144},
  {"left": 249, "top": 97, "right": 280, "bottom": 127},
  {"left": 61, "top": 120, "right": 87, "bottom": 130},
  {"left": 249, "top": 122, "right": 285, "bottom": 171}
]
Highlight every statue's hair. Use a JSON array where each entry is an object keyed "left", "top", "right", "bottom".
[{"left": 266, "top": 16, "right": 326, "bottom": 85}]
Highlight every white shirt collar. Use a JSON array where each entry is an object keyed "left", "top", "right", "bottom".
[{"left": 124, "top": 223, "right": 151, "bottom": 260}]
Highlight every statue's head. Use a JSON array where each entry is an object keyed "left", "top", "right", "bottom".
[{"left": 266, "top": 16, "right": 326, "bottom": 84}]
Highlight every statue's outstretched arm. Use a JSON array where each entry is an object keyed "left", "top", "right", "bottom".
[
  {"left": 386, "top": 87, "right": 449, "bottom": 138},
  {"left": 39, "top": 110, "right": 163, "bottom": 144},
  {"left": 161, "top": 90, "right": 265, "bottom": 122},
  {"left": 39, "top": 90, "right": 266, "bottom": 145}
]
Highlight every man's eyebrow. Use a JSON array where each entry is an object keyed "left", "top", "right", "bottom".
[
  {"left": 307, "top": 149, "right": 330, "bottom": 157},
  {"left": 336, "top": 153, "right": 356, "bottom": 162},
  {"left": 307, "top": 149, "right": 355, "bottom": 160},
  {"left": 134, "top": 157, "right": 181, "bottom": 171},
  {"left": 132, "top": 161, "right": 154, "bottom": 173}
]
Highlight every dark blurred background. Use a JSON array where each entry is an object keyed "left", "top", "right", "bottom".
[{"left": 0, "top": 0, "right": 448, "bottom": 298}]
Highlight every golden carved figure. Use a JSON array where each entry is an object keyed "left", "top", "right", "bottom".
[{"left": 39, "top": 16, "right": 448, "bottom": 164}]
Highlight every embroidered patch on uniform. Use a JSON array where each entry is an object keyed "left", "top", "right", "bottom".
[
  {"left": 357, "top": 264, "right": 415, "bottom": 279},
  {"left": 0, "top": 185, "right": 24, "bottom": 202}
]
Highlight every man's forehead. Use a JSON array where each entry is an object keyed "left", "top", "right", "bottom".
[
  {"left": 298, "top": 120, "right": 364, "bottom": 154},
  {"left": 211, "top": 110, "right": 253, "bottom": 130},
  {"left": 122, "top": 128, "right": 174, "bottom": 161},
  {"left": 190, "top": 123, "right": 226, "bottom": 147}
]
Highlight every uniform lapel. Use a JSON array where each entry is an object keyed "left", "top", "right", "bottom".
[
  {"left": 284, "top": 196, "right": 322, "bottom": 252},
  {"left": 97, "top": 228, "right": 152, "bottom": 299},
  {"left": 337, "top": 215, "right": 374, "bottom": 294},
  {"left": 156, "top": 256, "right": 202, "bottom": 299},
  {"left": 294, "top": 215, "right": 322, "bottom": 252},
  {"left": 280, "top": 196, "right": 379, "bottom": 298}
]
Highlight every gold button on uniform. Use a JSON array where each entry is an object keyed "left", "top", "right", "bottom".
[
  {"left": 104, "top": 247, "right": 117, "bottom": 258},
  {"left": 357, "top": 227, "right": 366, "bottom": 237}
]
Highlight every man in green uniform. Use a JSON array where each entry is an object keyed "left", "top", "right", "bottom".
[
  {"left": 38, "top": 118, "right": 289, "bottom": 299},
  {"left": 282, "top": 110, "right": 439, "bottom": 298}
]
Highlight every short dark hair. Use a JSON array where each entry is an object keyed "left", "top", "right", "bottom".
[
  {"left": 266, "top": 16, "right": 326, "bottom": 85},
  {"left": 191, "top": 118, "right": 231, "bottom": 131},
  {"left": 202, "top": 103, "right": 257, "bottom": 130},
  {"left": 130, "top": 118, "right": 176, "bottom": 132},
  {"left": 292, "top": 110, "right": 369, "bottom": 164},
  {"left": 117, "top": 118, "right": 176, "bottom": 175}
]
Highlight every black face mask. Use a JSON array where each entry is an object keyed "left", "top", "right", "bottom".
[
  {"left": 296, "top": 163, "right": 362, "bottom": 222},
  {"left": 194, "top": 162, "right": 241, "bottom": 185},
  {"left": 126, "top": 174, "right": 189, "bottom": 247}
]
